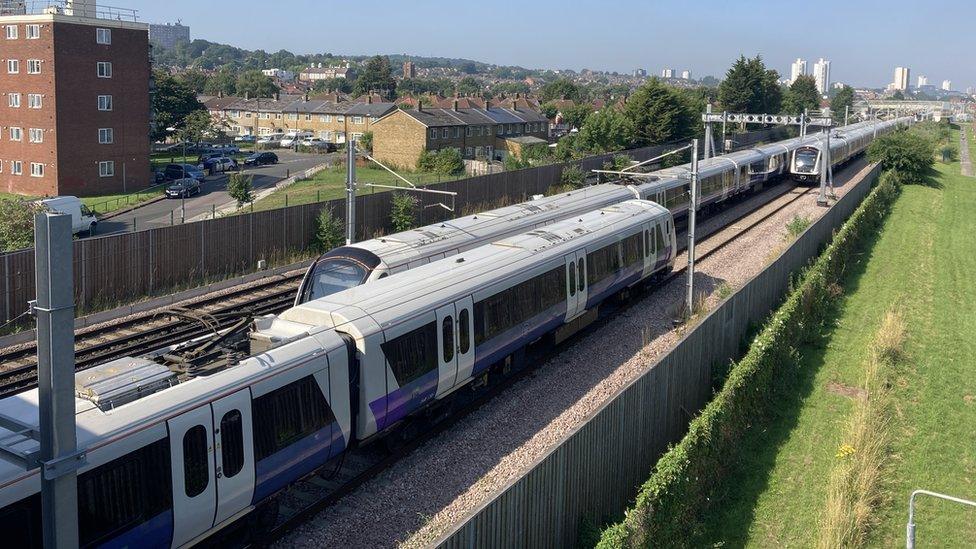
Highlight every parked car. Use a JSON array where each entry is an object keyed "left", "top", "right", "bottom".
[
  {"left": 197, "top": 152, "right": 224, "bottom": 164},
  {"left": 234, "top": 135, "right": 256, "bottom": 143},
  {"left": 256, "top": 133, "right": 285, "bottom": 145},
  {"left": 201, "top": 156, "right": 238, "bottom": 172},
  {"left": 165, "top": 177, "right": 202, "bottom": 198},
  {"left": 299, "top": 137, "right": 336, "bottom": 151},
  {"left": 212, "top": 144, "right": 241, "bottom": 155},
  {"left": 162, "top": 163, "right": 205, "bottom": 182},
  {"left": 244, "top": 152, "right": 278, "bottom": 166},
  {"left": 185, "top": 142, "right": 214, "bottom": 154},
  {"left": 281, "top": 132, "right": 313, "bottom": 147},
  {"left": 38, "top": 196, "right": 98, "bottom": 236}
]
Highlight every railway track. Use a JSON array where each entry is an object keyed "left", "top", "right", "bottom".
[
  {"left": 0, "top": 271, "right": 305, "bottom": 398},
  {"left": 249, "top": 182, "right": 819, "bottom": 547}
]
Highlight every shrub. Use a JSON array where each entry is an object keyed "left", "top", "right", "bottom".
[
  {"left": 597, "top": 170, "right": 903, "bottom": 547},
  {"left": 504, "top": 154, "right": 528, "bottom": 171},
  {"left": 313, "top": 208, "right": 344, "bottom": 252},
  {"left": 867, "top": 130, "right": 934, "bottom": 184},
  {"left": 416, "top": 148, "right": 465, "bottom": 176},
  {"left": 560, "top": 165, "right": 586, "bottom": 189},
  {"left": 0, "top": 198, "right": 43, "bottom": 252},
  {"left": 390, "top": 191, "right": 418, "bottom": 233},
  {"left": 358, "top": 131, "right": 374, "bottom": 151},
  {"left": 227, "top": 173, "right": 254, "bottom": 206},
  {"left": 786, "top": 215, "right": 812, "bottom": 240},
  {"left": 937, "top": 143, "right": 958, "bottom": 163}
]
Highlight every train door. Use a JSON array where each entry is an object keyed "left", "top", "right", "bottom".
[
  {"left": 435, "top": 304, "right": 458, "bottom": 396},
  {"left": 211, "top": 389, "right": 255, "bottom": 526},
  {"left": 168, "top": 406, "right": 217, "bottom": 548},
  {"left": 642, "top": 222, "right": 655, "bottom": 277},
  {"left": 454, "top": 297, "right": 475, "bottom": 385},
  {"left": 565, "top": 254, "right": 579, "bottom": 321},
  {"left": 575, "top": 249, "right": 588, "bottom": 312}
]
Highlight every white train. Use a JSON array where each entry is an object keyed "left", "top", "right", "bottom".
[
  {"left": 297, "top": 118, "right": 909, "bottom": 305},
  {"left": 0, "top": 200, "right": 675, "bottom": 547}
]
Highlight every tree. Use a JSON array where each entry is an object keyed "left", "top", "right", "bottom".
[
  {"left": 416, "top": 149, "right": 464, "bottom": 175},
  {"left": 312, "top": 77, "right": 352, "bottom": 94},
  {"left": 540, "top": 78, "right": 582, "bottom": 103},
  {"left": 151, "top": 69, "right": 205, "bottom": 141},
  {"left": 358, "top": 131, "right": 374, "bottom": 151},
  {"left": 354, "top": 55, "right": 396, "bottom": 99},
  {"left": 227, "top": 173, "right": 254, "bottom": 206},
  {"left": 576, "top": 108, "right": 636, "bottom": 153},
  {"left": 456, "top": 77, "right": 482, "bottom": 96},
  {"left": 0, "top": 199, "right": 42, "bottom": 252},
  {"left": 540, "top": 103, "right": 559, "bottom": 120},
  {"left": 782, "top": 75, "right": 821, "bottom": 114},
  {"left": 178, "top": 70, "right": 209, "bottom": 94},
  {"left": 314, "top": 208, "right": 344, "bottom": 252},
  {"left": 622, "top": 79, "right": 696, "bottom": 146},
  {"left": 458, "top": 61, "right": 479, "bottom": 75},
  {"left": 829, "top": 85, "right": 855, "bottom": 122},
  {"left": 867, "top": 130, "right": 934, "bottom": 184},
  {"left": 561, "top": 103, "right": 593, "bottom": 130},
  {"left": 718, "top": 56, "right": 781, "bottom": 114},
  {"left": 177, "top": 109, "right": 216, "bottom": 144},
  {"left": 560, "top": 165, "right": 585, "bottom": 189},
  {"left": 235, "top": 70, "right": 279, "bottom": 98},
  {"left": 390, "top": 192, "right": 418, "bottom": 232},
  {"left": 203, "top": 68, "right": 237, "bottom": 97},
  {"left": 891, "top": 89, "right": 905, "bottom": 101}
]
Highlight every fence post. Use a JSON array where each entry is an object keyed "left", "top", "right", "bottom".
[
  {"left": 148, "top": 230, "right": 154, "bottom": 295},
  {"left": 200, "top": 221, "right": 205, "bottom": 284},
  {"left": 3, "top": 253, "right": 8, "bottom": 324}
]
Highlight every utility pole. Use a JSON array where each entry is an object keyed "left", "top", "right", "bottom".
[
  {"left": 844, "top": 105, "right": 849, "bottom": 126},
  {"left": 686, "top": 139, "right": 699, "bottom": 317},
  {"left": 345, "top": 139, "right": 356, "bottom": 245},
  {"left": 703, "top": 104, "right": 714, "bottom": 160},
  {"left": 817, "top": 128, "right": 831, "bottom": 207},
  {"left": 34, "top": 213, "right": 82, "bottom": 548}
]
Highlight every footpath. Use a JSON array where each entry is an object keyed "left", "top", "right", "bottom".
[{"left": 961, "top": 125, "right": 973, "bottom": 177}]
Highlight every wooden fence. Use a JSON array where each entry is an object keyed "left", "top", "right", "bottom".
[{"left": 0, "top": 128, "right": 788, "bottom": 325}]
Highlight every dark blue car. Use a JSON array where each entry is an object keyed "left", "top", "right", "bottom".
[{"left": 162, "top": 163, "right": 205, "bottom": 182}]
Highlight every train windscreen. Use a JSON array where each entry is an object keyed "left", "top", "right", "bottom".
[
  {"left": 300, "top": 259, "right": 370, "bottom": 303},
  {"left": 794, "top": 149, "right": 819, "bottom": 173}
]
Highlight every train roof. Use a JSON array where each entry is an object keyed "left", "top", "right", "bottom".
[
  {"left": 348, "top": 184, "right": 636, "bottom": 269},
  {"left": 0, "top": 327, "right": 346, "bottom": 491},
  {"left": 281, "top": 200, "right": 670, "bottom": 331}
]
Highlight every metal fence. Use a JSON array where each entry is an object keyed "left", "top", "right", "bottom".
[
  {"left": 0, "top": 127, "right": 788, "bottom": 325},
  {"left": 434, "top": 164, "right": 881, "bottom": 548}
]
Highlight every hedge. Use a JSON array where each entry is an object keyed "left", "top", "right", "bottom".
[{"left": 597, "top": 171, "right": 902, "bottom": 548}]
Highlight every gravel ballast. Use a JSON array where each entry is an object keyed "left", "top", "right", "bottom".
[{"left": 279, "top": 160, "right": 875, "bottom": 548}]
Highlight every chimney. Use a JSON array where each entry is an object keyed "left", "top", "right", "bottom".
[
  {"left": 452, "top": 98, "right": 459, "bottom": 111},
  {"left": 511, "top": 99, "right": 518, "bottom": 111},
  {"left": 417, "top": 100, "right": 423, "bottom": 113},
  {"left": 274, "top": 92, "right": 280, "bottom": 101},
  {"left": 485, "top": 99, "right": 491, "bottom": 110},
  {"left": 367, "top": 95, "right": 373, "bottom": 104},
  {"left": 245, "top": 91, "right": 250, "bottom": 100},
  {"left": 334, "top": 92, "right": 340, "bottom": 103},
  {"left": 304, "top": 92, "right": 309, "bottom": 102}
]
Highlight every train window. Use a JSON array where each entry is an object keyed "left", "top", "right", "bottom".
[
  {"left": 458, "top": 309, "right": 470, "bottom": 354},
  {"left": 220, "top": 410, "right": 245, "bottom": 478},
  {"left": 474, "top": 267, "right": 566, "bottom": 345},
  {"left": 578, "top": 261, "right": 585, "bottom": 292},
  {"left": 568, "top": 263, "right": 577, "bottom": 297},
  {"left": 183, "top": 426, "right": 209, "bottom": 498},
  {"left": 655, "top": 225, "right": 666, "bottom": 256},
  {"left": 253, "top": 376, "right": 336, "bottom": 461},
  {"left": 644, "top": 230, "right": 651, "bottom": 257},
  {"left": 586, "top": 242, "right": 621, "bottom": 286},
  {"left": 302, "top": 259, "right": 369, "bottom": 302},
  {"left": 622, "top": 233, "right": 642, "bottom": 268},
  {"left": 442, "top": 316, "right": 455, "bottom": 363},
  {"left": 381, "top": 322, "right": 438, "bottom": 387},
  {"left": 76, "top": 438, "right": 172, "bottom": 546}
]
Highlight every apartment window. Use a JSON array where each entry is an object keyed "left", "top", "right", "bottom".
[
  {"left": 496, "top": 125, "right": 503, "bottom": 135},
  {"left": 320, "top": 115, "right": 332, "bottom": 123},
  {"left": 9, "top": 127, "right": 22, "bottom": 141},
  {"left": 97, "top": 95, "right": 113, "bottom": 111},
  {"left": 442, "top": 128, "right": 449, "bottom": 139},
  {"left": 353, "top": 116, "right": 363, "bottom": 124},
  {"left": 244, "top": 112, "right": 251, "bottom": 118},
  {"left": 370, "top": 116, "right": 378, "bottom": 123},
  {"left": 453, "top": 127, "right": 460, "bottom": 138},
  {"left": 336, "top": 115, "right": 344, "bottom": 123},
  {"left": 96, "top": 28, "right": 111, "bottom": 45},
  {"left": 97, "top": 62, "right": 112, "bottom": 78},
  {"left": 305, "top": 114, "right": 311, "bottom": 121},
  {"left": 7, "top": 59, "right": 19, "bottom": 74},
  {"left": 98, "top": 128, "right": 114, "bottom": 144},
  {"left": 27, "top": 94, "right": 41, "bottom": 108},
  {"left": 11, "top": 161, "right": 22, "bottom": 175},
  {"left": 99, "top": 161, "right": 115, "bottom": 177},
  {"left": 430, "top": 128, "right": 437, "bottom": 140},
  {"left": 26, "top": 25, "right": 40, "bottom": 39},
  {"left": 30, "top": 162, "right": 43, "bottom": 177},
  {"left": 5, "top": 25, "right": 17, "bottom": 40},
  {"left": 26, "top": 59, "right": 41, "bottom": 74},
  {"left": 506, "top": 124, "right": 512, "bottom": 135},
  {"left": 465, "top": 147, "right": 473, "bottom": 157},
  {"left": 28, "top": 128, "right": 42, "bottom": 143},
  {"left": 8, "top": 93, "right": 20, "bottom": 108},
  {"left": 466, "top": 126, "right": 472, "bottom": 137},
  {"left": 287, "top": 113, "right": 296, "bottom": 120}
]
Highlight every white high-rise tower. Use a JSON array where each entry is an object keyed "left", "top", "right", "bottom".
[
  {"left": 812, "top": 58, "right": 831, "bottom": 94},
  {"left": 790, "top": 58, "right": 807, "bottom": 85},
  {"left": 893, "top": 67, "right": 910, "bottom": 91}
]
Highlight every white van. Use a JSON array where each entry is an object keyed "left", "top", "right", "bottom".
[
  {"left": 39, "top": 196, "right": 98, "bottom": 236},
  {"left": 281, "top": 132, "right": 313, "bottom": 147}
]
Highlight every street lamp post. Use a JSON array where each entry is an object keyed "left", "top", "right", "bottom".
[{"left": 166, "top": 125, "right": 188, "bottom": 223}]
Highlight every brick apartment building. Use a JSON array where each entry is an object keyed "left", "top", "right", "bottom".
[
  {"left": 0, "top": 2, "right": 150, "bottom": 197},
  {"left": 370, "top": 101, "right": 549, "bottom": 169}
]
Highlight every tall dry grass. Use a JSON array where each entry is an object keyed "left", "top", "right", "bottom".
[{"left": 816, "top": 309, "right": 906, "bottom": 548}]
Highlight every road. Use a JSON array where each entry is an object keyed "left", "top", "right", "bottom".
[{"left": 96, "top": 150, "right": 334, "bottom": 235}]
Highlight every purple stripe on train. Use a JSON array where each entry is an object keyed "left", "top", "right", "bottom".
[
  {"left": 368, "top": 369, "right": 439, "bottom": 432},
  {"left": 253, "top": 421, "right": 345, "bottom": 503}
]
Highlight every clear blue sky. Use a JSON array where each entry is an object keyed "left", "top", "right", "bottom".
[{"left": 128, "top": 0, "right": 975, "bottom": 90}]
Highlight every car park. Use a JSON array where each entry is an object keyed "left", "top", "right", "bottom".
[
  {"left": 162, "top": 163, "right": 206, "bottom": 182},
  {"left": 244, "top": 152, "right": 278, "bottom": 166},
  {"left": 165, "top": 177, "right": 202, "bottom": 198}
]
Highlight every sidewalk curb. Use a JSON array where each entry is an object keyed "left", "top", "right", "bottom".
[{"left": 98, "top": 194, "right": 167, "bottom": 220}]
